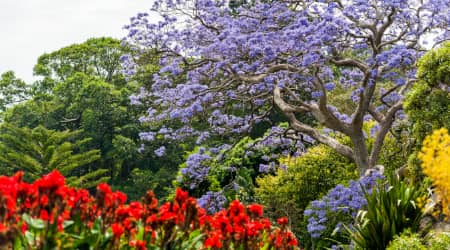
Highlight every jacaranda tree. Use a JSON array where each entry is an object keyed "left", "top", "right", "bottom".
[{"left": 122, "top": 0, "right": 450, "bottom": 174}]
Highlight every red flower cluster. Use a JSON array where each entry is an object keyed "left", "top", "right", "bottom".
[
  {"left": 0, "top": 170, "right": 299, "bottom": 249},
  {"left": 201, "top": 201, "right": 297, "bottom": 249}
]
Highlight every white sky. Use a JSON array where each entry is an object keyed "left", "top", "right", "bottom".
[{"left": 0, "top": 0, "right": 156, "bottom": 83}]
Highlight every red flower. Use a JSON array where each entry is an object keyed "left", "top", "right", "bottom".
[
  {"left": 260, "top": 218, "right": 272, "bottom": 229},
  {"left": 97, "top": 183, "right": 112, "bottom": 194},
  {"left": 175, "top": 188, "right": 188, "bottom": 203},
  {"left": 0, "top": 223, "right": 7, "bottom": 233},
  {"left": 34, "top": 170, "right": 65, "bottom": 190},
  {"left": 111, "top": 223, "right": 124, "bottom": 238},
  {"left": 129, "top": 240, "right": 147, "bottom": 250},
  {"left": 228, "top": 200, "right": 245, "bottom": 216},
  {"left": 123, "top": 217, "right": 134, "bottom": 231},
  {"left": 40, "top": 194, "right": 49, "bottom": 206},
  {"left": 39, "top": 210, "right": 49, "bottom": 221},
  {"left": 57, "top": 215, "right": 65, "bottom": 232},
  {"left": 275, "top": 234, "right": 284, "bottom": 247},
  {"left": 212, "top": 212, "right": 232, "bottom": 233},
  {"left": 277, "top": 217, "right": 289, "bottom": 226},
  {"left": 21, "top": 222, "right": 27, "bottom": 233},
  {"left": 247, "top": 204, "right": 263, "bottom": 217},
  {"left": 0, "top": 171, "right": 300, "bottom": 249},
  {"left": 114, "top": 191, "right": 127, "bottom": 205},
  {"left": 287, "top": 232, "right": 298, "bottom": 246},
  {"left": 246, "top": 221, "right": 264, "bottom": 237},
  {"left": 204, "top": 231, "right": 222, "bottom": 248}
]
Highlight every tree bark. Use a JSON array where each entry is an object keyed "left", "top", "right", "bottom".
[{"left": 351, "top": 134, "right": 370, "bottom": 175}]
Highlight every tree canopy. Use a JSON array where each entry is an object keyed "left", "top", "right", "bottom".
[
  {"left": 122, "top": 0, "right": 450, "bottom": 174},
  {"left": 2, "top": 37, "right": 188, "bottom": 199},
  {"left": 0, "top": 123, "right": 106, "bottom": 188},
  {"left": 32, "top": 37, "right": 128, "bottom": 96},
  {"left": 0, "top": 71, "right": 29, "bottom": 114}
]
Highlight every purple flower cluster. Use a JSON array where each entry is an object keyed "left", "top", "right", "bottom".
[
  {"left": 180, "top": 148, "right": 212, "bottom": 189},
  {"left": 304, "top": 171, "right": 384, "bottom": 238},
  {"left": 197, "top": 191, "right": 227, "bottom": 214},
  {"left": 154, "top": 146, "right": 166, "bottom": 157},
  {"left": 122, "top": 0, "right": 449, "bottom": 175}
]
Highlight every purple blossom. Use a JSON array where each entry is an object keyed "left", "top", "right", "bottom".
[
  {"left": 123, "top": 0, "right": 450, "bottom": 175},
  {"left": 180, "top": 148, "right": 212, "bottom": 189},
  {"left": 197, "top": 191, "right": 227, "bottom": 214},
  {"left": 324, "top": 82, "right": 336, "bottom": 91},
  {"left": 304, "top": 171, "right": 384, "bottom": 239},
  {"left": 154, "top": 146, "right": 166, "bottom": 157}
]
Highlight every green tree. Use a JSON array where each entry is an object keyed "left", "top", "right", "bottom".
[
  {"left": 0, "top": 71, "right": 30, "bottom": 113},
  {"left": 32, "top": 37, "right": 128, "bottom": 95},
  {"left": 0, "top": 123, "right": 107, "bottom": 188},
  {"left": 404, "top": 42, "right": 450, "bottom": 178},
  {"left": 3, "top": 38, "right": 187, "bottom": 200}
]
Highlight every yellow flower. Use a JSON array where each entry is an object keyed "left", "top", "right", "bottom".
[{"left": 419, "top": 128, "right": 450, "bottom": 220}]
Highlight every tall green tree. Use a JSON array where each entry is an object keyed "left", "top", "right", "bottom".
[
  {"left": 0, "top": 71, "right": 30, "bottom": 113},
  {"left": 3, "top": 38, "right": 187, "bottom": 199},
  {"left": 32, "top": 37, "right": 128, "bottom": 95},
  {"left": 0, "top": 123, "right": 107, "bottom": 188}
]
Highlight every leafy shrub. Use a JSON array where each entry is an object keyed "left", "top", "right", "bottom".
[
  {"left": 255, "top": 143, "right": 357, "bottom": 243},
  {"left": 429, "top": 232, "right": 450, "bottom": 250},
  {"left": 304, "top": 172, "right": 384, "bottom": 248},
  {"left": 0, "top": 170, "right": 299, "bottom": 249},
  {"left": 349, "top": 177, "right": 427, "bottom": 249},
  {"left": 404, "top": 42, "right": 450, "bottom": 180},
  {"left": 177, "top": 125, "right": 306, "bottom": 212},
  {"left": 386, "top": 230, "right": 426, "bottom": 250},
  {"left": 303, "top": 171, "right": 384, "bottom": 249}
]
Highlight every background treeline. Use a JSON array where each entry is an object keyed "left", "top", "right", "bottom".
[{"left": 0, "top": 37, "right": 188, "bottom": 199}]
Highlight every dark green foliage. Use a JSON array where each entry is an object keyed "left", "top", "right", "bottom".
[
  {"left": 1, "top": 38, "right": 187, "bottom": 199},
  {"left": 404, "top": 42, "right": 450, "bottom": 179},
  {"left": 349, "top": 177, "right": 427, "bottom": 250},
  {"left": 0, "top": 123, "right": 107, "bottom": 188}
]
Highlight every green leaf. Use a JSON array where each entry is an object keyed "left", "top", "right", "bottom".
[
  {"left": 13, "top": 234, "right": 24, "bottom": 250},
  {"left": 22, "top": 213, "right": 45, "bottom": 230},
  {"left": 63, "top": 220, "right": 74, "bottom": 229},
  {"left": 25, "top": 231, "right": 35, "bottom": 246}
]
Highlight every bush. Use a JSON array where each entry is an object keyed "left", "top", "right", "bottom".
[
  {"left": 386, "top": 230, "right": 426, "bottom": 250},
  {"left": 0, "top": 170, "right": 299, "bottom": 249},
  {"left": 429, "top": 232, "right": 450, "bottom": 250},
  {"left": 385, "top": 229, "right": 450, "bottom": 250},
  {"left": 303, "top": 171, "right": 384, "bottom": 249},
  {"left": 349, "top": 177, "right": 427, "bottom": 249},
  {"left": 255, "top": 143, "right": 357, "bottom": 242},
  {"left": 404, "top": 42, "right": 450, "bottom": 181},
  {"left": 419, "top": 128, "right": 450, "bottom": 220}
]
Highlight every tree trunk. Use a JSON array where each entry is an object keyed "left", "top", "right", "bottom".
[{"left": 351, "top": 134, "right": 370, "bottom": 175}]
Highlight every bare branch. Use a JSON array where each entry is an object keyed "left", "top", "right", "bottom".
[
  {"left": 369, "top": 101, "right": 402, "bottom": 166},
  {"left": 274, "top": 86, "right": 355, "bottom": 161},
  {"left": 374, "top": 7, "right": 396, "bottom": 47},
  {"left": 377, "top": 28, "right": 408, "bottom": 50},
  {"left": 330, "top": 58, "right": 369, "bottom": 74},
  {"left": 231, "top": 63, "right": 303, "bottom": 83},
  {"left": 368, "top": 105, "right": 385, "bottom": 122}
]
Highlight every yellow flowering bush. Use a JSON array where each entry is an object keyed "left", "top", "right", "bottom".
[{"left": 419, "top": 128, "right": 450, "bottom": 220}]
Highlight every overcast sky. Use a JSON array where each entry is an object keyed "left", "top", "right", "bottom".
[{"left": 0, "top": 0, "right": 156, "bottom": 83}]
